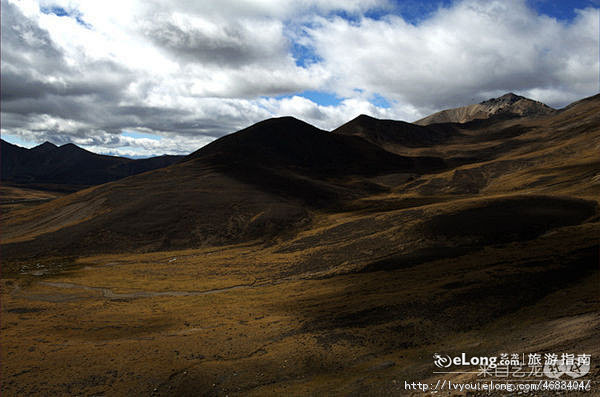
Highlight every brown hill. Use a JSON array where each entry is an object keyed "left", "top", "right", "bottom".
[
  {"left": 415, "top": 92, "right": 556, "bottom": 125},
  {"left": 3, "top": 96, "right": 597, "bottom": 264},
  {"left": 332, "top": 114, "right": 458, "bottom": 153}
]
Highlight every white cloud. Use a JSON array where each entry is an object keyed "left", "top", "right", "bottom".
[
  {"left": 304, "top": 0, "right": 599, "bottom": 115},
  {"left": 258, "top": 95, "right": 420, "bottom": 130}
]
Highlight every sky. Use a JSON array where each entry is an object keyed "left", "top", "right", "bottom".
[{"left": 1, "top": 0, "right": 599, "bottom": 157}]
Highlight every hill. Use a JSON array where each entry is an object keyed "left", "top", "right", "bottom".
[
  {"left": 332, "top": 114, "right": 458, "bottom": 154},
  {"left": 1, "top": 139, "right": 182, "bottom": 189},
  {"left": 188, "top": 116, "right": 447, "bottom": 173},
  {"left": 415, "top": 92, "right": 556, "bottom": 125}
]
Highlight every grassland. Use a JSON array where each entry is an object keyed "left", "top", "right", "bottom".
[
  {"left": 0, "top": 185, "right": 65, "bottom": 215},
  {"left": 2, "top": 190, "right": 598, "bottom": 396}
]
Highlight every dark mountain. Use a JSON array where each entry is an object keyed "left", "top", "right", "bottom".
[
  {"left": 332, "top": 114, "right": 457, "bottom": 152},
  {"left": 185, "top": 117, "right": 446, "bottom": 206},
  {"left": 415, "top": 92, "right": 556, "bottom": 125},
  {"left": 188, "top": 116, "right": 446, "bottom": 176},
  {"left": 30, "top": 141, "right": 58, "bottom": 154},
  {"left": 1, "top": 139, "right": 183, "bottom": 188}
]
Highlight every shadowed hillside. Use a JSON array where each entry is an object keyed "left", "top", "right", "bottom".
[
  {"left": 2, "top": 95, "right": 599, "bottom": 262},
  {"left": 189, "top": 116, "right": 446, "bottom": 175},
  {"left": 333, "top": 114, "right": 458, "bottom": 152},
  {"left": 1, "top": 117, "right": 448, "bottom": 261}
]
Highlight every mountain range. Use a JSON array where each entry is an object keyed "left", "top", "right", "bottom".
[
  {"left": 2, "top": 92, "right": 598, "bottom": 259},
  {"left": 0, "top": 92, "right": 560, "bottom": 192},
  {"left": 1, "top": 139, "right": 182, "bottom": 190}
]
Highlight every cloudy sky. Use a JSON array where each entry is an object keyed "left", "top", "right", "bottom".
[{"left": 1, "top": 0, "right": 599, "bottom": 157}]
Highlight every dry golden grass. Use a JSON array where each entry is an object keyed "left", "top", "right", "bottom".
[
  {"left": 0, "top": 185, "right": 65, "bottom": 216},
  {"left": 2, "top": 218, "right": 597, "bottom": 395}
]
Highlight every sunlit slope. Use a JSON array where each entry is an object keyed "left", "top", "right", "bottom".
[{"left": 415, "top": 92, "right": 556, "bottom": 125}]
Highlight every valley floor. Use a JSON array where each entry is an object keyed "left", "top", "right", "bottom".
[{"left": 2, "top": 195, "right": 598, "bottom": 396}]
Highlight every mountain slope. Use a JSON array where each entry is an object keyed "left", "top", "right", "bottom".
[
  {"left": 332, "top": 114, "right": 457, "bottom": 153},
  {"left": 1, "top": 140, "right": 182, "bottom": 188},
  {"left": 1, "top": 117, "right": 447, "bottom": 259},
  {"left": 184, "top": 116, "right": 446, "bottom": 205},
  {"left": 403, "top": 93, "right": 600, "bottom": 197},
  {"left": 2, "top": 94, "right": 599, "bottom": 262},
  {"left": 415, "top": 92, "right": 556, "bottom": 125},
  {"left": 188, "top": 116, "right": 445, "bottom": 175}
]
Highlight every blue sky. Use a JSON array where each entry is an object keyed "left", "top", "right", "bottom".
[
  {"left": 2, "top": 0, "right": 598, "bottom": 157},
  {"left": 527, "top": 0, "right": 600, "bottom": 20}
]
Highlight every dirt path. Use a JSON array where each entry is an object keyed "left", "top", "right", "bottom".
[{"left": 15, "top": 280, "right": 259, "bottom": 301}]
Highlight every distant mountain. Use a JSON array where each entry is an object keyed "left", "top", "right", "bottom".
[
  {"left": 332, "top": 114, "right": 457, "bottom": 153},
  {"left": 184, "top": 116, "right": 446, "bottom": 207},
  {"left": 1, "top": 139, "right": 182, "bottom": 188},
  {"left": 415, "top": 93, "right": 556, "bottom": 125}
]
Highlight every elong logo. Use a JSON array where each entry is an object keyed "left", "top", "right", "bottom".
[{"left": 434, "top": 353, "right": 498, "bottom": 369}]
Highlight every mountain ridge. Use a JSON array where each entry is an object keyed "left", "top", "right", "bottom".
[
  {"left": 2, "top": 92, "right": 598, "bottom": 260},
  {"left": 415, "top": 92, "right": 556, "bottom": 125},
  {"left": 1, "top": 139, "right": 183, "bottom": 188},
  {"left": 332, "top": 114, "right": 458, "bottom": 154},
  {"left": 188, "top": 116, "right": 446, "bottom": 176}
]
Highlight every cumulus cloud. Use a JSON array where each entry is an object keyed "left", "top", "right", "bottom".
[
  {"left": 1, "top": 0, "right": 598, "bottom": 157},
  {"left": 305, "top": 0, "right": 599, "bottom": 113},
  {"left": 259, "top": 95, "right": 418, "bottom": 130}
]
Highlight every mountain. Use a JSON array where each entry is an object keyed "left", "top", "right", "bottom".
[
  {"left": 1, "top": 140, "right": 182, "bottom": 189},
  {"left": 188, "top": 116, "right": 446, "bottom": 175},
  {"left": 332, "top": 114, "right": 458, "bottom": 153},
  {"left": 30, "top": 141, "right": 58, "bottom": 153},
  {"left": 415, "top": 92, "right": 556, "bottom": 125},
  {"left": 3, "top": 88, "right": 598, "bottom": 262},
  {"left": 3, "top": 94, "right": 597, "bottom": 260}
]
